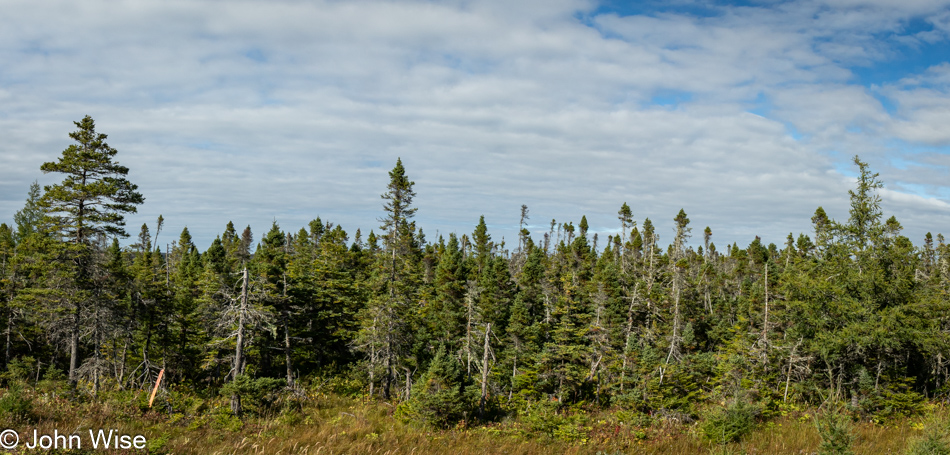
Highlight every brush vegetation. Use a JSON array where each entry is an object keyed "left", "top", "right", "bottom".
[
  {"left": 0, "top": 376, "right": 946, "bottom": 454},
  {"left": 2, "top": 118, "right": 950, "bottom": 452}
]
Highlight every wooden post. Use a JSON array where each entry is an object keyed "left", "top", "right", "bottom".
[{"left": 148, "top": 369, "right": 165, "bottom": 408}]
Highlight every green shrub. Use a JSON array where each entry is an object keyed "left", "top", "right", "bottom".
[
  {"left": 42, "top": 363, "right": 66, "bottom": 381},
  {"left": 518, "top": 399, "right": 591, "bottom": 441},
  {"left": 0, "top": 383, "right": 33, "bottom": 422},
  {"left": 146, "top": 434, "right": 170, "bottom": 454},
  {"left": 36, "top": 364, "right": 67, "bottom": 393},
  {"left": 278, "top": 408, "right": 304, "bottom": 426},
  {"left": 613, "top": 409, "right": 653, "bottom": 427},
  {"left": 210, "top": 405, "right": 244, "bottom": 431},
  {"left": 905, "top": 423, "right": 950, "bottom": 455},
  {"left": 815, "top": 406, "right": 854, "bottom": 455},
  {"left": 708, "top": 446, "right": 744, "bottom": 455},
  {"left": 906, "top": 435, "right": 950, "bottom": 455},
  {"left": 2, "top": 356, "right": 35, "bottom": 384},
  {"left": 403, "top": 347, "right": 475, "bottom": 428},
  {"left": 866, "top": 378, "right": 925, "bottom": 422},
  {"left": 322, "top": 366, "right": 367, "bottom": 397},
  {"left": 552, "top": 421, "right": 587, "bottom": 442},
  {"left": 220, "top": 375, "right": 286, "bottom": 416},
  {"left": 700, "top": 398, "right": 760, "bottom": 444},
  {"left": 164, "top": 387, "right": 208, "bottom": 416},
  {"left": 520, "top": 399, "right": 562, "bottom": 436},
  {"left": 648, "top": 361, "right": 705, "bottom": 415}
]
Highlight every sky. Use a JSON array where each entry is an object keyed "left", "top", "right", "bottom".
[{"left": 2, "top": 0, "right": 950, "bottom": 252}]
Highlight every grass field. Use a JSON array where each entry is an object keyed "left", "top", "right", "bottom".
[{"left": 0, "top": 381, "right": 943, "bottom": 454}]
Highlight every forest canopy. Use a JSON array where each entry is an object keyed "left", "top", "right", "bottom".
[{"left": 1, "top": 117, "right": 948, "bottom": 428}]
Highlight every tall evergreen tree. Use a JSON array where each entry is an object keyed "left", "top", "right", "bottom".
[
  {"left": 39, "top": 116, "right": 144, "bottom": 245},
  {"left": 618, "top": 203, "right": 634, "bottom": 273},
  {"left": 37, "top": 115, "right": 144, "bottom": 386},
  {"left": 430, "top": 233, "right": 466, "bottom": 351},
  {"left": 845, "top": 155, "right": 884, "bottom": 252},
  {"left": 13, "top": 181, "right": 43, "bottom": 244},
  {"left": 358, "top": 158, "right": 422, "bottom": 399},
  {"left": 666, "top": 209, "right": 691, "bottom": 365},
  {"left": 0, "top": 224, "right": 15, "bottom": 370}
]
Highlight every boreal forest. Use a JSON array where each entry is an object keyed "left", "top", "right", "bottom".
[{"left": 2, "top": 116, "right": 950, "bottom": 453}]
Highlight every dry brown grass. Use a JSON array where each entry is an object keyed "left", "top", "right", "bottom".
[{"left": 0, "top": 384, "right": 943, "bottom": 454}]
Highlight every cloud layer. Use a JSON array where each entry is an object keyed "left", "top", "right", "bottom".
[{"left": 1, "top": 0, "right": 949, "bottom": 249}]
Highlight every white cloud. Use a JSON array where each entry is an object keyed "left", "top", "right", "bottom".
[
  {"left": 883, "top": 63, "right": 950, "bottom": 145},
  {"left": 1, "top": 0, "right": 949, "bottom": 249}
]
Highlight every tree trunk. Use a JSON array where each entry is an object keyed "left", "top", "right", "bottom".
[
  {"left": 118, "top": 337, "right": 129, "bottom": 388},
  {"left": 479, "top": 323, "right": 491, "bottom": 418},
  {"left": 284, "top": 311, "right": 293, "bottom": 386},
  {"left": 69, "top": 303, "right": 80, "bottom": 388},
  {"left": 369, "top": 316, "right": 378, "bottom": 398},
  {"left": 464, "top": 281, "right": 479, "bottom": 380},
  {"left": 5, "top": 308, "right": 12, "bottom": 368},
  {"left": 93, "top": 347, "right": 99, "bottom": 395},
  {"left": 93, "top": 302, "right": 101, "bottom": 396},
  {"left": 142, "top": 324, "right": 152, "bottom": 388},
  {"left": 231, "top": 267, "right": 249, "bottom": 416},
  {"left": 762, "top": 263, "right": 769, "bottom": 345},
  {"left": 466, "top": 292, "right": 473, "bottom": 378},
  {"left": 620, "top": 284, "right": 639, "bottom": 392},
  {"left": 0, "top": 256, "right": 6, "bottom": 371},
  {"left": 383, "top": 341, "right": 393, "bottom": 400},
  {"left": 283, "top": 274, "right": 293, "bottom": 386},
  {"left": 665, "top": 271, "right": 681, "bottom": 365},
  {"left": 510, "top": 353, "right": 517, "bottom": 402}
]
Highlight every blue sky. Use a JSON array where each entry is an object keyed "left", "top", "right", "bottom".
[{"left": 1, "top": 0, "right": 949, "bottom": 251}]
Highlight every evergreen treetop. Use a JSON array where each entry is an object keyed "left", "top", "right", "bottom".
[{"left": 39, "top": 115, "right": 144, "bottom": 244}]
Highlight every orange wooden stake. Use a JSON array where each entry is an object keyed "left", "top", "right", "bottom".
[{"left": 148, "top": 369, "right": 165, "bottom": 408}]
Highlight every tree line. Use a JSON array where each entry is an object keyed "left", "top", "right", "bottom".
[{"left": 1, "top": 116, "right": 948, "bottom": 424}]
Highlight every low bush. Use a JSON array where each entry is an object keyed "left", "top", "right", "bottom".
[
  {"left": 815, "top": 405, "right": 854, "bottom": 455},
  {"left": 2, "top": 356, "right": 36, "bottom": 384},
  {"left": 518, "top": 399, "right": 591, "bottom": 442},
  {"left": 0, "top": 383, "right": 34, "bottom": 423},
  {"left": 400, "top": 347, "right": 476, "bottom": 429},
  {"left": 220, "top": 375, "right": 287, "bottom": 416},
  {"left": 905, "top": 420, "right": 950, "bottom": 455},
  {"left": 700, "top": 398, "right": 761, "bottom": 444}
]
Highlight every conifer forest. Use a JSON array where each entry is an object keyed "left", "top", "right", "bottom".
[{"left": 3, "top": 116, "right": 950, "bottom": 453}]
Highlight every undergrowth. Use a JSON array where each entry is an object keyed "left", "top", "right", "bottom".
[{"left": 0, "top": 378, "right": 941, "bottom": 454}]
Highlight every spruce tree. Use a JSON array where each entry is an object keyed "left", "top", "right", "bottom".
[
  {"left": 0, "top": 224, "right": 14, "bottom": 369},
  {"left": 666, "top": 209, "right": 690, "bottom": 365},
  {"left": 618, "top": 203, "right": 634, "bottom": 273},
  {"left": 253, "top": 222, "right": 290, "bottom": 381},
  {"left": 128, "top": 223, "right": 167, "bottom": 387},
  {"left": 39, "top": 116, "right": 144, "bottom": 244},
  {"left": 13, "top": 181, "right": 43, "bottom": 244},
  {"left": 37, "top": 115, "right": 144, "bottom": 386},
  {"left": 431, "top": 233, "right": 466, "bottom": 351},
  {"left": 169, "top": 227, "right": 202, "bottom": 378},
  {"left": 846, "top": 155, "right": 883, "bottom": 252},
  {"left": 410, "top": 346, "right": 474, "bottom": 428},
  {"left": 358, "top": 158, "right": 422, "bottom": 399}
]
